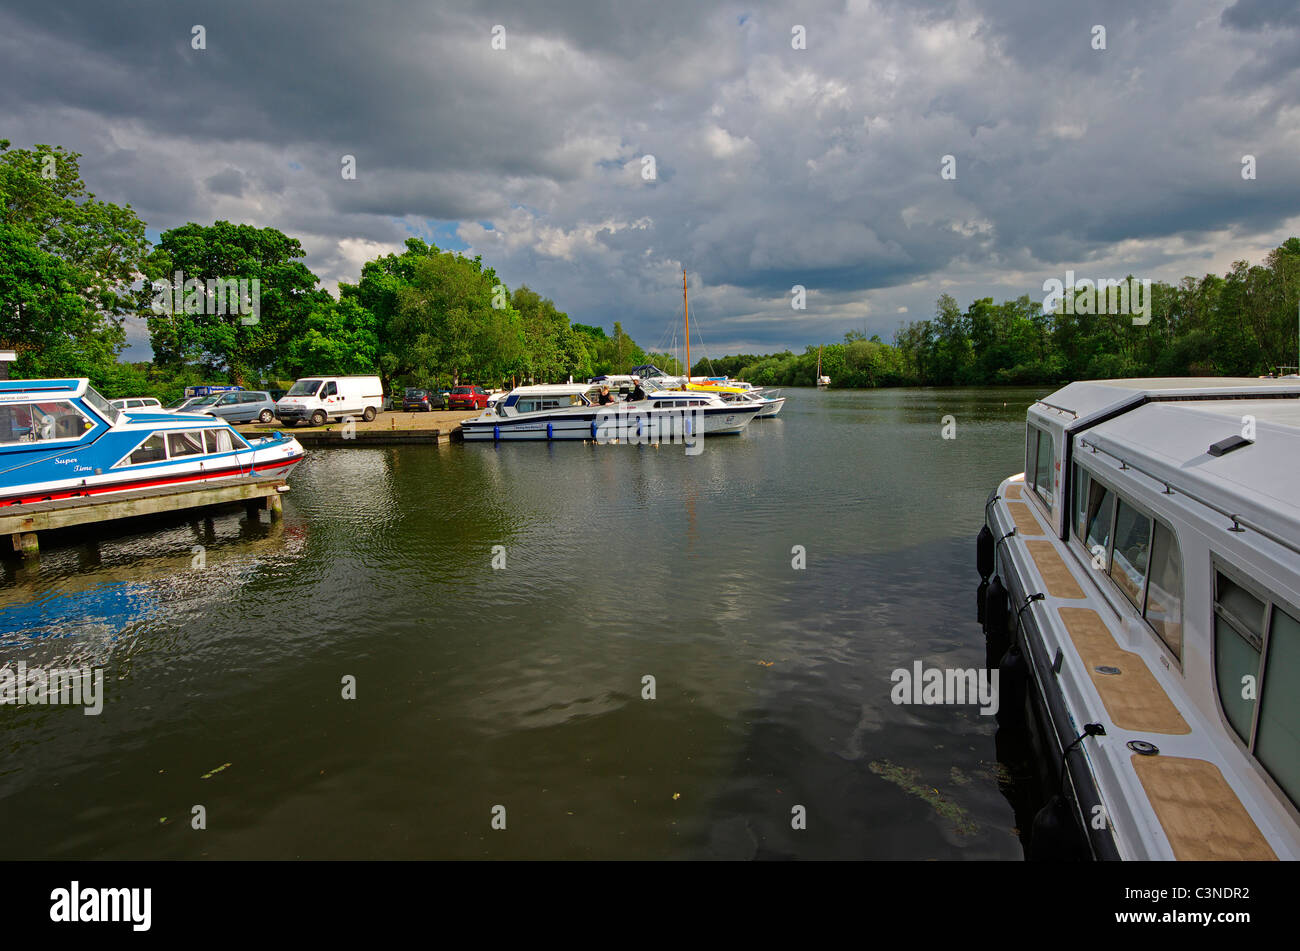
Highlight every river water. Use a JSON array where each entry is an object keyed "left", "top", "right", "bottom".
[{"left": 0, "top": 386, "right": 1042, "bottom": 859}]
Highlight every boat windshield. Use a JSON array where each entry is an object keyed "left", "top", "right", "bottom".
[
  {"left": 81, "top": 384, "right": 120, "bottom": 425},
  {"left": 287, "top": 379, "right": 322, "bottom": 397}
]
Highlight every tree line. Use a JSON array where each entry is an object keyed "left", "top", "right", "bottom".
[{"left": 698, "top": 240, "right": 1300, "bottom": 388}]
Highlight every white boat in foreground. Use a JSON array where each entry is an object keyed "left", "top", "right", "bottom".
[
  {"left": 460, "top": 381, "right": 760, "bottom": 443},
  {"left": 980, "top": 377, "right": 1300, "bottom": 860}
]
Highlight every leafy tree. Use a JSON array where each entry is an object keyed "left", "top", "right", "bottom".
[
  {"left": 0, "top": 140, "right": 148, "bottom": 376},
  {"left": 142, "top": 221, "right": 327, "bottom": 384}
]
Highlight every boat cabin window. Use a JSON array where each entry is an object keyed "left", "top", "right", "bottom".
[
  {"left": 128, "top": 433, "right": 168, "bottom": 465},
  {"left": 204, "top": 429, "right": 235, "bottom": 453},
  {"left": 0, "top": 400, "right": 94, "bottom": 446},
  {"left": 1109, "top": 498, "right": 1151, "bottom": 607},
  {"left": 1144, "top": 523, "right": 1183, "bottom": 658},
  {"left": 1025, "top": 424, "right": 1055, "bottom": 507},
  {"left": 1084, "top": 479, "right": 1114, "bottom": 556},
  {"left": 167, "top": 431, "right": 205, "bottom": 457},
  {"left": 1214, "top": 570, "right": 1300, "bottom": 808},
  {"left": 81, "top": 385, "right": 120, "bottom": 425},
  {"left": 120, "top": 428, "right": 243, "bottom": 467},
  {"left": 1073, "top": 465, "right": 1184, "bottom": 661}
]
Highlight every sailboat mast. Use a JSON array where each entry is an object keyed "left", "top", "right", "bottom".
[{"left": 683, "top": 269, "right": 690, "bottom": 383}]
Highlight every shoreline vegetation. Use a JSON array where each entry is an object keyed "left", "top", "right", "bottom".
[{"left": 4, "top": 140, "right": 1298, "bottom": 402}]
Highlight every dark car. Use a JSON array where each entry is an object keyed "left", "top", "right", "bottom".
[
  {"left": 447, "top": 386, "right": 489, "bottom": 410},
  {"left": 402, "top": 388, "right": 436, "bottom": 412}
]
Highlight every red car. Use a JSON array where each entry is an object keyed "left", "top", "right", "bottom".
[{"left": 447, "top": 386, "right": 490, "bottom": 410}]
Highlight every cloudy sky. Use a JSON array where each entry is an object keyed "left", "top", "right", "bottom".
[{"left": 3, "top": 0, "right": 1299, "bottom": 361}]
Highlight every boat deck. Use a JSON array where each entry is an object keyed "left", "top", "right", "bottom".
[{"left": 991, "top": 475, "right": 1288, "bottom": 860}]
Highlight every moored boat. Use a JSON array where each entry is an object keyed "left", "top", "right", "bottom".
[
  {"left": 0, "top": 378, "right": 304, "bottom": 506},
  {"left": 979, "top": 377, "right": 1300, "bottom": 860},
  {"left": 460, "top": 380, "right": 760, "bottom": 442}
]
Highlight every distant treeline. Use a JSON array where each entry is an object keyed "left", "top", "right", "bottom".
[
  {"left": 698, "top": 238, "right": 1300, "bottom": 387},
  {"left": 1, "top": 140, "right": 679, "bottom": 403}
]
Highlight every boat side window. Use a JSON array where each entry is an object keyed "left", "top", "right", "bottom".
[
  {"left": 167, "top": 431, "right": 205, "bottom": 458},
  {"left": 1144, "top": 522, "right": 1183, "bottom": 659},
  {"left": 516, "top": 400, "right": 536, "bottom": 414},
  {"left": 128, "top": 433, "right": 168, "bottom": 465},
  {"left": 1214, "top": 571, "right": 1300, "bottom": 808},
  {"left": 1084, "top": 478, "right": 1114, "bottom": 558},
  {"left": 204, "top": 429, "right": 235, "bottom": 453},
  {"left": 1072, "top": 463, "right": 1089, "bottom": 538},
  {"left": 1109, "top": 498, "right": 1152, "bottom": 607},
  {"left": 1031, "top": 427, "right": 1054, "bottom": 507},
  {"left": 1255, "top": 605, "right": 1300, "bottom": 808},
  {"left": 1214, "top": 573, "right": 1265, "bottom": 744}
]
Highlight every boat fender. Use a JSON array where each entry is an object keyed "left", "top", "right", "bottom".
[
  {"left": 976, "top": 524, "right": 994, "bottom": 580},
  {"left": 591, "top": 421, "right": 598, "bottom": 439},
  {"left": 493, "top": 425, "right": 500, "bottom": 442},
  {"left": 996, "top": 643, "right": 1028, "bottom": 727},
  {"left": 976, "top": 580, "right": 988, "bottom": 627},
  {"left": 985, "top": 575, "right": 1009, "bottom": 642},
  {"left": 547, "top": 423, "right": 553, "bottom": 440},
  {"left": 1027, "top": 794, "right": 1083, "bottom": 861}
]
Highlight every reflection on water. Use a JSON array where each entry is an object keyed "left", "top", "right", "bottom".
[{"left": 0, "top": 387, "right": 1040, "bottom": 859}]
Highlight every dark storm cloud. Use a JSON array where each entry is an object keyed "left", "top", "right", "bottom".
[{"left": 2, "top": 0, "right": 1299, "bottom": 355}]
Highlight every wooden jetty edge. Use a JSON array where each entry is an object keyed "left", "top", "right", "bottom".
[{"left": 1, "top": 478, "right": 288, "bottom": 556}]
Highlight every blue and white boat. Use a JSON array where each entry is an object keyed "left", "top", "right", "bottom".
[{"left": 0, "top": 378, "right": 304, "bottom": 506}]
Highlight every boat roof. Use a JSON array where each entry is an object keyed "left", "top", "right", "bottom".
[
  {"left": 1033, "top": 377, "right": 1300, "bottom": 428},
  {"left": 1080, "top": 395, "right": 1300, "bottom": 548},
  {"left": 0, "top": 378, "right": 86, "bottom": 398}
]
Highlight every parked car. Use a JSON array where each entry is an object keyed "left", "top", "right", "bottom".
[
  {"left": 402, "top": 388, "right": 438, "bottom": 412},
  {"left": 110, "top": 397, "right": 164, "bottom": 413},
  {"left": 447, "top": 386, "right": 490, "bottom": 410},
  {"left": 167, "top": 396, "right": 218, "bottom": 414},
  {"left": 197, "top": 390, "right": 278, "bottom": 424},
  {"left": 276, "top": 375, "right": 384, "bottom": 426}
]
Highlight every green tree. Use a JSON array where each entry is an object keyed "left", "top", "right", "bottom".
[
  {"left": 143, "top": 221, "right": 327, "bottom": 384},
  {"left": 0, "top": 140, "right": 149, "bottom": 377}
]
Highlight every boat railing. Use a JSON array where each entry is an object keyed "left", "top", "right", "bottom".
[{"left": 1077, "top": 437, "right": 1300, "bottom": 558}]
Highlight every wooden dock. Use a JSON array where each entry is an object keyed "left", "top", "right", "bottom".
[
  {"left": 234, "top": 410, "right": 477, "bottom": 446},
  {"left": 1, "top": 478, "right": 287, "bottom": 556}
]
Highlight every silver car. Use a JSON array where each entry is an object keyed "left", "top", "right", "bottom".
[{"left": 198, "top": 390, "right": 278, "bottom": 424}]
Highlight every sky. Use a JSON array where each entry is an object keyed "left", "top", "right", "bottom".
[{"left": 3, "top": 0, "right": 1299, "bottom": 362}]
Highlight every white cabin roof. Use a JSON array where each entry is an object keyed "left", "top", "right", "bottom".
[
  {"left": 1033, "top": 377, "right": 1300, "bottom": 427},
  {"left": 1079, "top": 395, "right": 1300, "bottom": 548}
]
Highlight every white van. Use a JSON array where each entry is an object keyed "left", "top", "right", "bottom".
[{"left": 276, "top": 376, "right": 384, "bottom": 426}]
